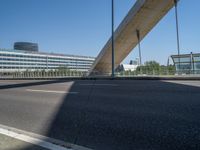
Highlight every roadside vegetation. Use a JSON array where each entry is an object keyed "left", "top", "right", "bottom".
[
  {"left": 3, "top": 67, "right": 86, "bottom": 78},
  {"left": 117, "top": 60, "right": 176, "bottom": 76},
  {"left": 0, "top": 61, "right": 176, "bottom": 78}
]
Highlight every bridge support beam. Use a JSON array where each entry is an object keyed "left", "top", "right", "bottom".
[{"left": 89, "top": 0, "right": 178, "bottom": 76}]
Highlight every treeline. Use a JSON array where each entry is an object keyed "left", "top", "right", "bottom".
[{"left": 118, "top": 61, "right": 176, "bottom": 76}]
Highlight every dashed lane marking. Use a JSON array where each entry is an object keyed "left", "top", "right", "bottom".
[
  {"left": 26, "top": 89, "right": 78, "bottom": 94},
  {"left": 79, "top": 84, "right": 118, "bottom": 86}
]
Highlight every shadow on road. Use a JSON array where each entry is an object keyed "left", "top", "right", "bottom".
[
  {"left": 1, "top": 80, "right": 200, "bottom": 150},
  {"left": 0, "top": 80, "right": 71, "bottom": 90}
]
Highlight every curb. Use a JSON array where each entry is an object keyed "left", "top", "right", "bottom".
[{"left": 0, "top": 76, "right": 200, "bottom": 80}]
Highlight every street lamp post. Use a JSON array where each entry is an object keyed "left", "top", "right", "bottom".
[
  {"left": 111, "top": 0, "right": 115, "bottom": 78},
  {"left": 136, "top": 29, "right": 142, "bottom": 75},
  {"left": 174, "top": 0, "right": 181, "bottom": 74},
  {"left": 136, "top": 30, "right": 142, "bottom": 66},
  {"left": 174, "top": 0, "right": 180, "bottom": 56}
]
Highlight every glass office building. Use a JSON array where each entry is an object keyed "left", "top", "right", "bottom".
[
  {"left": 0, "top": 48, "right": 95, "bottom": 73},
  {"left": 14, "top": 42, "right": 39, "bottom": 52},
  {"left": 171, "top": 53, "right": 200, "bottom": 74}
]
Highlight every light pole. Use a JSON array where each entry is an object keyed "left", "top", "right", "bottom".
[
  {"left": 111, "top": 0, "right": 115, "bottom": 78},
  {"left": 136, "top": 30, "right": 142, "bottom": 66},
  {"left": 174, "top": 0, "right": 180, "bottom": 56},
  {"left": 174, "top": 0, "right": 181, "bottom": 73},
  {"left": 136, "top": 29, "right": 142, "bottom": 75}
]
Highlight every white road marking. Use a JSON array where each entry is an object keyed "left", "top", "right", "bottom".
[
  {"left": 163, "top": 80, "right": 200, "bottom": 88},
  {"left": 80, "top": 84, "right": 118, "bottom": 86},
  {"left": 26, "top": 89, "right": 78, "bottom": 94},
  {"left": 0, "top": 127, "right": 71, "bottom": 150},
  {"left": 0, "top": 124, "right": 92, "bottom": 150}
]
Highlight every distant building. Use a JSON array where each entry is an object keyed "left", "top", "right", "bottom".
[
  {"left": 130, "top": 58, "right": 140, "bottom": 65},
  {"left": 0, "top": 43, "right": 95, "bottom": 73},
  {"left": 171, "top": 52, "right": 200, "bottom": 74},
  {"left": 14, "top": 42, "right": 39, "bottom": 52},
  {"left": 116, "top": 59, "right": 139, "bottom": 72}
]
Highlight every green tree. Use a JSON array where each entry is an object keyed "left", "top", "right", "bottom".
[
  {"left": 167, "top": 64, "right": 176, "bottom": 75},
  {"left": 136, "top": 61, "right": 160, "bottom": 75}
]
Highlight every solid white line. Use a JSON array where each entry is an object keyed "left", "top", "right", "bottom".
[
  {"left": 0, "top": 127, "right": 71, "bottom": 150},
  {"left": 79, "top": 84, "right": 118, "bottom": 86},
  {"left": 26, "top": 89, "right": 78, "bottom": 94}
]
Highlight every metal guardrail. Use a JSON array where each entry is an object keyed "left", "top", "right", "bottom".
[
  {"left": 0, "top": 68, "right": 199, "bottom": 80},
  {"left": 1, "top": 73, "right": 200, "bottom": 81}
]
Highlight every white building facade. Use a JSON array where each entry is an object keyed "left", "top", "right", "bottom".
[{"left": 0, "top": 48, "right": 95, "bottom": 73}]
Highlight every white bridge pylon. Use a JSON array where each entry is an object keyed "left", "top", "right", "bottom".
[{"left": 89, "top": 0, "right": 177, "bottom": 75}]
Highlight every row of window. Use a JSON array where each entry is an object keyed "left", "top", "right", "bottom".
[
  {"left": 0, "top": 62, "right": 91, "bottom": 67},
  {"left": 175, "top": 62, "right": 200, "bottom": 70},
  {"left": 173, "top": 57, "right": 200, "bottom": 63},
  {"left": 0, "top": 55, "right": 93, "bottom": 63},
  {"left": 0, "top": 66, "right": 90, "bottom": 69},
  {"left": 0, "top": 53, "right": 94, "bottom": 62},
  {"left": 0, "top": 58, "right": 93, "bottom": 65},
  {"left": 0, "top": 66, "right": 90, "bottom": 70},
  {"left": 0, "top": 61, "right": 92, "bottom": 66}
]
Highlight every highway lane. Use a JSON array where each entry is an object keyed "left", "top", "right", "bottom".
[
  {"left": 0, "top": 80, "right": 200, "bottom": 150},
  {"left": 0, "top": 80, "right": 88, "bottom": 135}
]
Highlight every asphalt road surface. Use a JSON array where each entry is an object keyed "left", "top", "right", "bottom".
[{"left": 0, "top": 80, "right": 200, "bottom": 150}]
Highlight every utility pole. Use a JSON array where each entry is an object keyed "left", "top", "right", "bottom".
[{"left": 111, "top": 0, "right": 115, "bottom": 78}]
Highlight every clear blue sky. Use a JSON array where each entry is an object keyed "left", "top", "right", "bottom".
[{"left": 0, "top": 0, "right": 199, "bottom": 65}]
